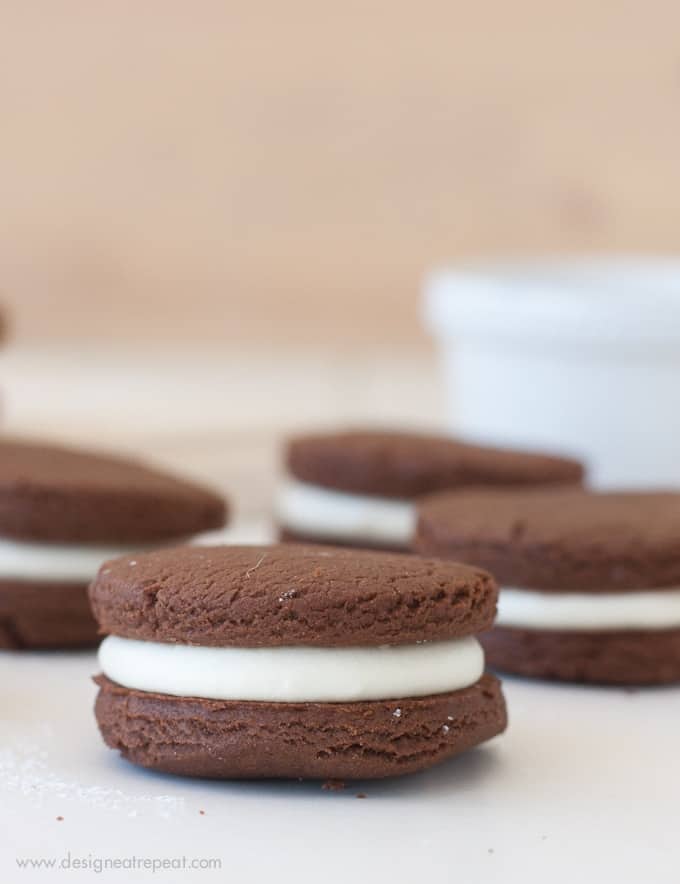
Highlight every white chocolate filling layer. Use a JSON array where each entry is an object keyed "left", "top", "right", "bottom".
[
  {"left": 98, "top": 635, "right": 484, "bottom": 702},
  {"left": 497, "top": 586, "right": 680, "bottom": 631},
  {"left": 275, "top": 478, "right": 415, "bottom": 548},
  {"left": 0, "top": 536, "right": 165, "bottom": 583}
]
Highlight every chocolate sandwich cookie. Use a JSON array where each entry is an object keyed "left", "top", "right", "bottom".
[
  {"left": 276, "top": 430, "right": 583, "bottom": 551},
  {"left": 416, "top": 488, "right": 680, "bottom": 685},
  {"left": 91, "top": 544, "right": 507, "bottom": 779},
  {"left": 0, "top": 438, "right": 226, "bottom": 649}
]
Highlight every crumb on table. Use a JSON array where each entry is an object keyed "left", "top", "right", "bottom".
[{"left": 322, "top": 779, "right": 346, "bottom": 792}]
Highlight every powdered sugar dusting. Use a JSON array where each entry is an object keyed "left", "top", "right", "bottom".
[{"left": 0, "top": 728, "right": 184, "bottom": 820}]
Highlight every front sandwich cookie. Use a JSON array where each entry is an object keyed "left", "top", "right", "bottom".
[{"left": 90, "top": 544, "right": 507, "bottom": 779}]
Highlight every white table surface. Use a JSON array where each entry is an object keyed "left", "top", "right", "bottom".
[{"left": 1, "top": 348, "right": 679, "bottom": 882}]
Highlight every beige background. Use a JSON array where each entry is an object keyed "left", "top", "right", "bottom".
[{"left": 1, "top": 1, "right": 679, "bottom": 350}]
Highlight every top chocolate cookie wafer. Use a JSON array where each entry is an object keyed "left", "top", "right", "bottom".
[
  {"left": 0, "top": 438, "right": 226, "bottom": 543},
  {"left": 416, "top": 487, "right": 680, "bottom": 591},
  {"left": 286, "top": 430, "right": 584, "bottom": 498},
  {"left": 89, "top": 543, "right": 498, "bottom": 647}
]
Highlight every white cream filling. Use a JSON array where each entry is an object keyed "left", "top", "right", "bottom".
[
  {"left": 497, "top": 586, "right": 680, "bottom": 631},
  {"left": 275, "top": 478, "right": 415, "bottom": 547},
  {"left": 0, "top": 536, "right": 169, "bottom": 583},
  {"left": 98, "top": 635, "right": 484, "bottom": 702}
]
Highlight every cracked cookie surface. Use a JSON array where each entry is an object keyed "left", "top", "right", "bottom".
[{"left": 89, "top": 543, "right": 498, "bottom": 646}]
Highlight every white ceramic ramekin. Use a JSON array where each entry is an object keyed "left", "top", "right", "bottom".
[{"left": 423, "top": 257, "right": 680, "bottom": 487}]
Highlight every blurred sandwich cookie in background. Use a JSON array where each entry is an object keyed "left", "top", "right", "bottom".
[
  {"left": 276, "top": 429, "right": 584, "bottom": 551},
  {"left": 416, "top": 487, "right": 680, "bottom": 685},
  {"left": 0, "top": 438, "right": 227, "bottom": 649}
]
